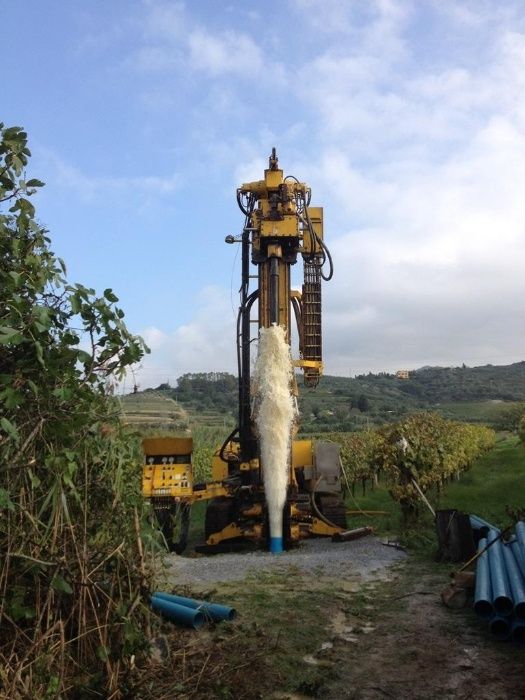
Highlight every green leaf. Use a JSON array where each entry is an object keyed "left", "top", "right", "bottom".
[
  {"left": 25, "top": 178, "right": 44, "bottom": 188},
  {"left": 0, "top": 488, "right": 15, "bottom": 511},
  {"left": 0, "top": 417, "right": 19, "bottom": 442},
  {"left": 50, "top": 574, "right": 73, "bottom": 595},
  {"left": 27, "top": 469, "right": 41, "bottom": 488},
  {"left": 0, "top": 326, "right": 24, "bottom": 345},
  {"left": 104, "top": 288, "right": 119, "bottom": 303},
  {"left": 34, "top": 341, "right": 45, "bottom": 366},
  {"left": 77, "top": 349, "right": 92, "bottom": 364},
  {"left": 0, "top": 387, "right": 24, "bottom": 409},
  {"left": 96, "top": 645, "right": 109, "bottom": 662}
]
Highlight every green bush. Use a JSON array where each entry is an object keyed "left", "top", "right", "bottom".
[{"left": 0, "top": 123, "right": 151, "bottom": 697}]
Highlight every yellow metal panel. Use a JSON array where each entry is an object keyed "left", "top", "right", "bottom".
[
  {"left": 292, "top": 439, "right": 313, "bottom": 468},
  {"left": 261, "top": 216, "right": 298, "bottom": 237},
  {"left": 143, "top": 464, "right": 193, "bottom": 498},
  {"left": 142, "top": 437, "right": 193, "bottom": 456},
  {"left": 264, "top": 169, "right": 283, "bottom": 188},
  {"left": 211, "top": 453, "right": 228, "bottom": 481}
]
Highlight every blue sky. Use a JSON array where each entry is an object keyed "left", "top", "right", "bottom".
[{"left": 3, "top": 0, "right": 525, "bottom": 388}]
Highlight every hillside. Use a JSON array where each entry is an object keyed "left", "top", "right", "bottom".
[{"left": 121, "top": 361, "right": 525, "bottom": 437}]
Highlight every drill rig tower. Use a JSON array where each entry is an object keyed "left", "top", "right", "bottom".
[{"left": 142, "top": 150, "right": 345, "bottom": 553}]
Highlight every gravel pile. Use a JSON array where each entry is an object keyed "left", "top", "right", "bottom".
[{"left": 166, "top": 537, "right": 406, "bottom": 586}]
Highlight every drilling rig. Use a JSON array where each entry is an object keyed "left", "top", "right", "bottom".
[{"left": 142, "top": 149, "right": 347, "bottom": 553}]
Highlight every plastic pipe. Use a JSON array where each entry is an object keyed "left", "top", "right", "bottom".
[
  {"left": 515, "top": 521, "right": 525, "bottom": 567},
  {"left": 511, "top": 619, "right": 525, "bottom": 643},
  {"left": 469, "top": 515, "right": 500, "bottom": 535},
  {"left": 509, "top": 539, "right": 525, "bottom": 580},
  {"left": 501, "top": 543, "right": 525, "bottom": 619},
  {"left": 489, "top": 615, "right": 511, "bottom": 641},
  {"left": 487, "top": 529, "right": 514, "bottom": 616},
  {"left": 270, "top": 536, "right": 283, "bottom": 554},
  {"left": 150, "top": 596, "right": 205, "bottom": 629},
  {"left": 474, "top": 538, "right": 494, "bottom": 619},
  {"left": 152, "top": 592, "right": 236, "bottom": 622}
]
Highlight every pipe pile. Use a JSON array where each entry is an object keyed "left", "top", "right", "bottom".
[
  {"left": 472, "top": 518, "right": 525, "bottom": 641},
  {"left": 150, "top": 592, "right": 236, "bottom": 629}
]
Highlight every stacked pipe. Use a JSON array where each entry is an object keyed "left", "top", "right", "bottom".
[
  {"left": 472, "top": 518, "right": 525, "bottom": 641},
  {"left": 150, "top": 592, "right": 236, "bottom": 629}
]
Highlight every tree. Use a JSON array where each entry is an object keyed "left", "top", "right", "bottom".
[
  {"left": 357, "top": 394, "right": 370, "bottom": 412},
  {"left": 0, "top": 123, "right": 151, "bottom": 697}
]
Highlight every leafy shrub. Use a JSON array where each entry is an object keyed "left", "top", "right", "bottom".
[{"left": 0, "top": 123, "right": 151, "bottom": 697}]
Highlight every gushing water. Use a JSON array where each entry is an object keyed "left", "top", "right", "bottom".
[{"left": 252, "top": 325, "right": 296, "bottom": 553}]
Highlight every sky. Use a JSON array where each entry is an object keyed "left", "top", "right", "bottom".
[{"left": 2, "top": 0, "right": 525, "bottom": 389}]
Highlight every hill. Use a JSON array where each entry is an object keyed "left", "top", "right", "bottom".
[{"left": 121, "top": 361, "right": 525, "bottom": 438}]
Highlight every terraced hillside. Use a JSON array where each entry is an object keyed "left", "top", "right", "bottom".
[{"left": 120, "top": 391, "right": 190, "bottom": 433}]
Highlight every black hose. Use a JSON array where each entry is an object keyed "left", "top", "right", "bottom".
[{"left": 219, "top": 426, "right": 239, "bottom": 464}]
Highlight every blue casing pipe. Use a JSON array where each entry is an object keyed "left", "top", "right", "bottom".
[
  {"left": 487, "top": 529, "right": 513, "bottom": 616},
  {"left": 270, "top": 536, "right": 283, "bottom": 554},
  {"left": 509, "top": 539, "right": 525, "bottom": 579},
  {"left": 474, "top": 538, "right": 493, "bottom": 619},
  {"left": 152, "top": 592, "right": 236, "bottom": 622},
  {"left": 489, "top": 615, "right": 511, "bottom": 640},
  {"left": 511, "top": 618, "right": 525, "bottom": 643},
  {"left": 515, "top": 521, "right": 525, "bottom": 568},
  {"left": 469, "top": 515, "right": 500, "bottom": 534},
  {"left": 501, "top": 543, "right": 525, "bottom": 619},
  {"left": 150, "top": 596, "right": 205, "bottom": 629}
]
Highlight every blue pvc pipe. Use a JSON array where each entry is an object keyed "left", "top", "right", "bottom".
[
  {"left": 501, "top": 543, "right": 525, "bottom": 619},
  {"left": 510, "top": 539, "right": 525, "bottom": 580},
  {"left": 152, "top": 592, "right": 236, "bottom": 622},
  {"left": 487, "top": 530, "right": 513, "bottom": 616},
  {"left": 489, "top": 615, "right": 511, "bottom": 640},
  {"left": 474, "top": 538, "right": 494, "bottom": 619},
  {"left": 469, "top": 515, "right": 500, "bottom": 534},
  {"left": 270, "top": 536, "right": 283, "bottom": 554},
  {"left": 150, "top": 596, "right": 205, "bottom": 629},
  {"left": 511, "top": 619, "right": 525, "bottom": 643},
  {"left": 515, "top": 521, "right": 525, "bottom": 567}
]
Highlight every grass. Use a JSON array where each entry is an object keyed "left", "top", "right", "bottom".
[
  {"left": 439, "top": 434, "right": 525, "bottom": 527},
  {"left": 434, "top": 400, "right": 520, "bottom": 424}
]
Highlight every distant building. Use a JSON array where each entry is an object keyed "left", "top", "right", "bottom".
[{"left": 395, "top": 370, "right": 410, "bottom": 380}]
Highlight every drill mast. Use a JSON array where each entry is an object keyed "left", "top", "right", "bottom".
[{"left": 230, "top": 148, "right": 333, "bottom": 463}]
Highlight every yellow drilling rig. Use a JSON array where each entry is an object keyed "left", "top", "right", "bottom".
[{"left": 142, "top": 149, "right": 347, "bottom": 553}]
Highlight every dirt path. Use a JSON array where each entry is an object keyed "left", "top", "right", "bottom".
[
  {"left": 317, "top": 564, "right": 525, "bottom": 700},
  {"left": 139, "top": 550, "right": 524, "bottom": 699}
]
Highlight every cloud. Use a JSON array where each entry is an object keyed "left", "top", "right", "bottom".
[
  {"left": 133, "top": 286, "right": 238, "bottom": 387},
  {"left": 134, "top": 0, "right": 286, "bottom": 85},
  {"left": 38, "top": 149, "right": 181, "bottom": 203},
  {"left": 283, "top": 4, "right": 525, "bottom": 374}
]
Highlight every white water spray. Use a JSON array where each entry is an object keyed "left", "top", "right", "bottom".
[{"left": 252, "top": 325, "right": 296, "bottom": 553}]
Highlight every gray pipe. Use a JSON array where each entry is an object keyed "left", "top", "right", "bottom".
[
  {"left": 487, "top": 529, "right": 513, "bottom": 616},
  {"left": 474, "top": 538, "right": 493, "bottom": 619},
  {"left": 501, "top": 543, "right": 525, "bottom": 619}
]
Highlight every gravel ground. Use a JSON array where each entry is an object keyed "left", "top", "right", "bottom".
[{"left": 165, "top": 537, "right": 406, "bottom": 586}]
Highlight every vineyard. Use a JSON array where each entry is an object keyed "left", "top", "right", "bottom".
[{"left": 327, "top": 413, "right": 495, "bottom": 521}]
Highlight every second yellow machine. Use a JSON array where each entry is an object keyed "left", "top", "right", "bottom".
[{"left": 142, "top": 149, "right": 347, "bottom": 553}]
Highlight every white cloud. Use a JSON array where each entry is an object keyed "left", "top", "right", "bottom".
[
  {"left": 38, "top": 149, "right": 181, "bottom": 203},
  {"left": 134, "top": 286, "right": 238, "bottom": 387},
  {"left": 187, "top": 28, "right": 264, "bottom": 76}
]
